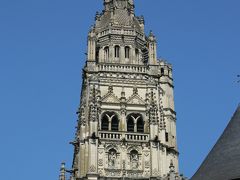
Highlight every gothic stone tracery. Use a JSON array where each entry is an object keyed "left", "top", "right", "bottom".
[{"left": 67, "top": 0, "right": 183, "bottom": 180}]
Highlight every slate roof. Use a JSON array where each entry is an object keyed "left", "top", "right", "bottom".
[
  {"left": 191, "top": 105, "right": 240, "bottom": 180},
  {"left": 96, "top": 9, "right": 142, "bottom": 32}
]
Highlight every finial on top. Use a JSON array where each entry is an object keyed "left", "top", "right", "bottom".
[
  {"left": 108, "top": 84, "right": 113, "bottom": 93},
  {"left": 133, "top": 86, "right": 138, "bottom": 95},
  {"left": 149, "top": 30, "right": 156, "bottom": 41},
  {"left": 104, "top": 0, "right": 135, "bottom": 11},
  {"left": 59, "top": 162, "right": 66, "bottom": 180},
  {"left": 169, "top": 160, "right": 175, "bottom": 173}
]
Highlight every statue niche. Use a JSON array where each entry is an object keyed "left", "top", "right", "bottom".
[
  {"left": 108, "top": 148, "right": 117, "bottom": 168},
  {"left": 130, "top": 150, "right": 139, "bottom": 169}
]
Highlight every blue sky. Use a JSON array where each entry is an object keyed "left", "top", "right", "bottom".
[{"left": 0, "top": 0, "right": 239, "bottom": 179}]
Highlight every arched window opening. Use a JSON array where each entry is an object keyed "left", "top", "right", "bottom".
[
  {"left": 101, "top": 111, "right": 119, "bottom": 131},
  {"left": 137, "top": 118, "right": 144, "bottom": 133},
  {"left": 96, "top": 47, "right": 100, "bottom": 63},
  {"left": 127, "top": 118, "right": 134, "bottom": 132},
  {"left": 101, "top": 114, "right": 109, "bottom": 131},
  {"left": 161, "top": 68, "right": 164, "bottom": 75},
  {"left": 115, "top": 45, "right": 120, "bottom": 58},
  {"left": 104, "top": 46, "right": 109, "bottom": 61},
  {"left": 111, "top": 115, "right": 119, "bottom": 131},
  {"left": 127, "top": 113, "right": 144, "bottom": 133},
  {"left": 125, "top": 46, "right": 130, "bottom": 59},
  {"left": 108, "top": 148, "right": 117, "bottom": 168}
]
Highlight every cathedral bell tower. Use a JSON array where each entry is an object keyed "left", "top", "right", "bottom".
[{"left": 65, "top": 0, "right": 182, "bottom": 179}]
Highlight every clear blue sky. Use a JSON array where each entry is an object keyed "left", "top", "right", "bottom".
[{"left": 0, "top": 0, "right": 239, "bottom": 179}]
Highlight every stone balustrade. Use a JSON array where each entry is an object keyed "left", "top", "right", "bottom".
[
  {"left": 98, "top": 64, "right": 148, "bottom": 74},
  {"left": 99, "top": 131, "right": 149, "bottom": 142}
]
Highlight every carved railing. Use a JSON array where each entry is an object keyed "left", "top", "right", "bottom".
[
  {"left": 98, "top": 64, "right": 148, "bottom": 74},
  {"left": 99, "top": 131, "right": 149, "bottom": 142},
  {"left": 98, "top": 28, "right": 144, "bottom": 39},
  {"left": 125, "top": 133, "right": 149, "bottom": 141},
  {"left": 99, "top": 131, "right": 122, "bottom": 140}
]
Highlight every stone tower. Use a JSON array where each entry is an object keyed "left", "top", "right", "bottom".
[{"left": 64, "top": 0, "right": 184, "bottom": 179}]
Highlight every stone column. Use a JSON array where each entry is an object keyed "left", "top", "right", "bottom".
[
  {"left": 109, "top": 45, "right": 114, "bottom": 63},
  {"left": 99, "top": 48, "right": 104, "bottom": 63},
  {"left": 131, "top": 46, "right": 135, "bottom": 64},
  {"left": 134, "top": 122, "right": 137, "bottom": 132},
  {"left": 120, "top": 45, "right": 125, "bottom": 63},
  {"left": 79, "top": 143, "right": 86, "bottom": 177},
  {"left": 150, "top": 142, "right": 159, "bottom": 177},
  {"left": 87, "top": 138, "right": 99, "bottom": 180},
  {"left": 109, "top": 120, "right": 112, "bottom": 131}
]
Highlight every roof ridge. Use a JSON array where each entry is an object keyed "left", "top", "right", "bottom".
[{"left": 191, "top": 104, "right": 240, "bottom": 180}]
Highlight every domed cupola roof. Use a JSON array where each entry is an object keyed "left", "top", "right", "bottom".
[{"left": 95, "top": 0, "right": 143, "bottom": 32}]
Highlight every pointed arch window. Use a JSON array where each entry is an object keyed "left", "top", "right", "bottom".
[
  {"left": 115, "top": 45, "right": 120, "bottom": 58},
  {"left": 125, "top": 46, "right": 130, "bottom": 59}
]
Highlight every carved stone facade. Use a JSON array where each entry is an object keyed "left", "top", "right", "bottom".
[{"left": 63, "top": 1, "right": 186, "bottom": 180}]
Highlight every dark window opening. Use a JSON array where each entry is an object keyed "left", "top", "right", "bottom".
[
  {"left": 161, "top": 68, "right": 164, "bottom": 75},
  {"left": 127, "top": 118, "right": 134, "bottom": 132},
  {"left": 115, "top": 45, "right": 120, "bottom": 58},
  {"left": 101, "top": 116, "right": 109, "bottom": 131},
  {"left": 125, "top": 46, "right": 130, "bottom": 59},
  {"left": 165, "top": 132, "right": 169, "bottom": 142},
  {"left": 96, "top": 47, "right": 100, "bottom": 63},
  {"left": 111, "top": 116, "right": 119, "bottom": 131},
  {"left": 137, "top": 118, "right": 144, "bottom": 133},
  {"left": 127, "top": 113, "right": 144, "bottom": 133}
]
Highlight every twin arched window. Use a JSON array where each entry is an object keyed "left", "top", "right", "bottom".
[
  {"left": 127, "top": 113, "right": 144, "bottom": 133},
  {"left": 101, "top": 112, "right": 144, "bottom": 133},
  {"left": 101, "top": 112, "right": 119, "bottom": 131}
]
